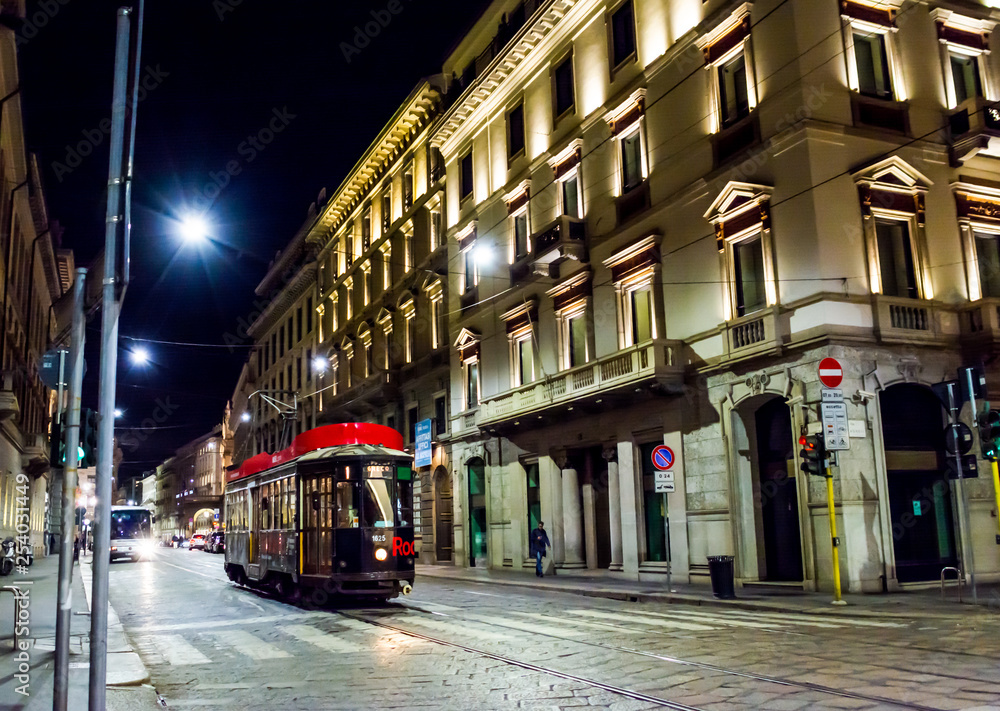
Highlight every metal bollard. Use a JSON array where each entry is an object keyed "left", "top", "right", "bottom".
[
  {"left": 1, "top": 585, "right": 23, "bottom": 649},
  {"left": 940, "top": 566, "right": 963, "bottom": 602}
]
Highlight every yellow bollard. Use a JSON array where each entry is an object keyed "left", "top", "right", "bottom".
[{"left": 826, "top": 466, "right": 846, "bottom": 605}]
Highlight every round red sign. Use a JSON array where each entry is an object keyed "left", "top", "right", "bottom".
[{"left": 818, "top": 357, "right": 843, "bottom": 388}]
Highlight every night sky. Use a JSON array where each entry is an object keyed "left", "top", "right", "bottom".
[{"left": 19, "top": 0, "right": 490, "bottom": 484}]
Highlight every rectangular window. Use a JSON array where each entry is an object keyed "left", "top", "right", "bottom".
[
  {"left": 382, "top": 246, "right": 392, "bottom": 290},
  {"left": 508, "top": 103, "right": 526, "bottom": 159},
  {"left": 435, "top": 396, "right": 446, "bottom": 436},
  {"left": 513, "top": 210, "right": 529, "bottom": 259},
  {"left": 854, "top": 32, "right": 893, "bottom": 100},
  {"left": 554, "top": 53, "right": 575, "bottom": 118},
  {"left": 384, "top": 329, "right": 393, "bottom": 369},
  {"left": 432, "top": 299, "right": 444, "bottom": 349},
  {"left": 734, "top": 236, "right": 766, "bottom": 317},
  {"left": 297, "top": 308, "right": 303, "bottom": 342},
  {"left": 336, "top": 481, "right": 360, "bottom": 528},
  {"left": 362, "top": 208, "right": 372, "bottom": 250},
  {"left": 463, "top": 248, "right": 477, "bottom": 293},
  {"left": 567, "top": 312, "right": 588, "bottom": 367},
  {"left": 430, "top": 210, "right": 442, "bottom": 251},
  {"left": 466, "top": 360, "right": 479, "bottom": 409},
  {"left": 404, "top": 229, "right": 413, "bottom": 272},
  {"left": 287, "top": 317, "right": 293, "bottom": 349},
  {"left": 306, "top": 298, "right": 313, "bottom": 333},
  {"left": 719, "top": 51, "right": 750, "bottom": 127},
  {"left": 876, "top": 219, "right": 917, "bottom": 298},
  {"left": 279, "top": 326, "right": 285, "bottom": 357},
  {"left": 407, "top": 405, "right": 419, "bottom": 444},
  {"left": 621, "top": 128, "right": 643, "bottom": 192},
  {"left": 630, "top": 287, "right": 653, "bottom": 344},
  {"left": 977, "top": 231, "right": 1000, "bottom": 298},
  {"left": 460, "top": 150, "right": 474, "bottom": 201},
  {"left": 516, "top": 336, "right": 535, "bottom": 386},
  {"left": 296, "top": 359, "right": 302, "bottom": 389},
  {"left": 610, "top": 0, "right": 637, "bottom": 69},
  {"left": 951, "top": 52, "right": 982, "bottom": 104},
  {"left": 306, "top": 348, "right": 312, "bottom": 381},
  {"left": 382, "top": 187, "right": 392, "bottom": 230},
  {"left": 403, "top": 166, "right": 414, "bottom": 211},
  {"left": 364, "top": 342, "right": 373, "bottom": 377},
  {"left": 561, "top": 171, "right": 582, "bottom": 218},
  {"left": 364, "top": 267, "right": 372, "bottom": 305},
  {"left": 405, "top": 316, "right": 414, "bottom": 363}
]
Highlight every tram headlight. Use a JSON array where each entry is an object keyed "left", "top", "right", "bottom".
[{"left": 374, "top": 547, "right": 388, "bottom": 562}]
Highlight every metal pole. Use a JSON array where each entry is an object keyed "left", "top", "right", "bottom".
[
  {"left": 662, "top": 493, "right": 672, "bottom": 593},
  {"left": 53, "top": 269, "right": 86, "bottom": 711},
  {"left": 825, "top": 460, "right": 845, "bottom": 605},
  {"left": 962, "top": 369, "right": 979, "bottom": 606},
  {"left": 89, "top": 10, "right": 132, "bottom": 708}
]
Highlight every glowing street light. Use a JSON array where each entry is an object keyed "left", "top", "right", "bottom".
[
  {"left": 312, "top": 356, "right": 329, "bottom": 374},
  {"left": 114, "top": 409, "right": 123, "bottom": 419},
  {"left": 179, "top": 215, "right": 209, "bottom": 245},
  {"left": 240, "top": 412, "right": 251, "bottom": 422},
  {"left": 130, "top": 348, "right": 149, "bottom": 366}
]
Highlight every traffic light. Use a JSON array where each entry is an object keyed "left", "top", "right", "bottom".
[
  {"left": 50, "top": 421, "right": 65, "bottom": 466},
  {"left": 799, "top": 434, "right": 827, "bottom": 477},
  {"left": 979, "top": 409, "right": 1000, "bottom": 460},
  {"left": 81, "top": 408, "right": 99, "bottom": 467}
]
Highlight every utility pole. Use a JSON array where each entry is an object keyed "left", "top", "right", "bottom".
[
  {"left": 53, "top": 268, "right": 86, "bottom": 711},
  {"left": 90, "top": 3, "right": 143, "bottom": 708}
]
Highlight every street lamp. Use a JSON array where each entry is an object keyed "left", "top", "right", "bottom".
[
  {"left": 114, "top": 409, "right": 123, "bottom": 419},
  {"left": 179, "top": 215, "right": 209, "bottom": 245},
  {"left": 240, "top": 412, "right": 251, "bottom": 423},
  {"left": 312, "top": 356, "right": 328, "bottom": 374},
  {"left": 130, "top": 347, "right": 149, "bottom": 366}
]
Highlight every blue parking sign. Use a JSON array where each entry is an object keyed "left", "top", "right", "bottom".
[{"left": 415, "top": 419, "right": 432, "bottom": 468}]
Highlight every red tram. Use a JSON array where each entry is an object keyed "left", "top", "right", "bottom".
[{"left": 223, "top": 423, "right": 415, "bottom": 601}]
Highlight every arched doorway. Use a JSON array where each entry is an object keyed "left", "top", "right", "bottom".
[
  {"left": 193, "top": 508, "right": 216, "bottom": 535},
  {"left": 755, "top": 397, "right": 803, "bottom": 581},
  {"left": 880, "top": 384, "right": 957, "bottom": 582},
  {"left": 467, "top": 458, "right": 487, "bottom": 567},
  {"left": 434, "top": 466, "right": 453, "bottom": 563}
]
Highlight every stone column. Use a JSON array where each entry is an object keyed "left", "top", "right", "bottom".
[
  {"left": 539, "top": 455, "right": 564, "bottom": 564},
  {"left": 582, "top": 482, "right": 597, "bottom": 569},
  {"left": 604, "top": 448, "right": 623, "bottom": 571},
  {"left": 617, "top": 440, "right": 641, "bottom": 577},
  {"left": 561, "top": 466, "right": 585, "bottom": 569}
]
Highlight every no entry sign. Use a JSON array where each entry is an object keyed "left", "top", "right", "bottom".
[
  {"left": 652, "top": 445, "right": 675, "bottom": 471},
  {"left": 819, "top": 358, "right": 843, "bottom": 389}
]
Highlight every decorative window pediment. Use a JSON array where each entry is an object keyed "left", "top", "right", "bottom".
[
  {"left": 549, "top": 139, "right": 583, "bottom": 180},
  {"left": 504, "top": 180, "right": 531, "bottom": 215},
  {"left": 603, "top": 233, "right": 661, "bottom": 283},
  {"left": 546, "top": 268, "right": 592, "bottom": 312},
  {"left": 456, "top": 220, "right": 477, "bottom": 246},
  {"left": 606, "top": 89, "right": 646, "bottom": 136},
  {"left": 422, "top": 275, "right": 444, "bottom": 301},
  {"left": 705, "top": 182, "right": 773, "bottom": 253},
  {"left": 500, "top": 299, "right": 538, "bottom": 335},
  {"left": 454, "top": 327, "right": 481, "bottom": 363}
]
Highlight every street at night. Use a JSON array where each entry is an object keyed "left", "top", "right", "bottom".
[{"left": 103, "top": 549, "right": 1000, "bottom": 710}]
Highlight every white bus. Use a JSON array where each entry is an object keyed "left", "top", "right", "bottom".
[{"left": 109, "top": 505, "right": 155, "bottom": 562}]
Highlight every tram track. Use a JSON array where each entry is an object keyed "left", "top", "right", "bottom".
[{"left": 344, "top": 607, "right": 977, "bottom": 711}]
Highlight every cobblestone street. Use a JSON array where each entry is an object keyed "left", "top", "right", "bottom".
[{"left": 107, "top": 549, "right": 1000, "bottom": 710}]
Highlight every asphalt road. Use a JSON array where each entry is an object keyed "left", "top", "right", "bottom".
[{"left": 107, "top": 548, "right": 1000, "bottom": 710}]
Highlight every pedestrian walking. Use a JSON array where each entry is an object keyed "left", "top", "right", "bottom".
[{"left": 529, "top": 521, "right": 550, "bottom": 577}]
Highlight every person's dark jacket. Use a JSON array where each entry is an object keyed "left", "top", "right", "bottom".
[{"left": 529, "top": 527, "right": 550, "bottom": 557}]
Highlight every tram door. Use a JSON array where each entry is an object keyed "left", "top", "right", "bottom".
[
  {"left": 249, "top": 486, "right": 260, "bottom": 566},
  {"left": 302, "top": 475, "right": 334, "bottom": 576}
]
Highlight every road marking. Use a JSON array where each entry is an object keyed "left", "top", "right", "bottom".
[
  {"left": 629, "top": 609, "right": 782, "bottom": 629},
  {"left": 401, "top": 616, "right": 512, "bottom": 640},
  {"left": 208, "top": 630, "right": 291, "bottom": 660},
  {"left": 130, "top": 612, "right": 324, "bottom": 633},
  {"left": 151, "top": 634, "right": 212, "bottom": 666},
  {"left": 153, "top": 557, "right": 228, "bottom": 582},
  {"left": 278, "top": 624, "right": 362, "bottom": 653},
  {"left": 568, "top": 609, "right": 716, "bottom": 632},
  {"left": 736, "top": 611, "right": 906, "bottom": 628},
  {"left": 512, "top": 612, "right": 645, "bottom": 634},
  {"left": 471, "top": 614, "right": 584, "bottom": 637}
]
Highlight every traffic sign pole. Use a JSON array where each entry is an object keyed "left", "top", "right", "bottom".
[{"left": 825, "top": 462, "right": 845, "bottom": 606}]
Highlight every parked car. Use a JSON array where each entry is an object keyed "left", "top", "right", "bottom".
[
  {"left": 188, "top": 534, "right": 207, "bottom": 551},
  {"left": 207, "top": 531, "right": 225, "bottom": 554}
]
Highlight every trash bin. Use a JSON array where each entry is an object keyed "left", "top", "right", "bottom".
[{"left": 707, "top": 555, "right": 736, "bottom": 599}]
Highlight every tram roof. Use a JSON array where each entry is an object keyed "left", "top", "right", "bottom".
[{"left": 227, "top": 422, "right": 408, "bottom": 484}]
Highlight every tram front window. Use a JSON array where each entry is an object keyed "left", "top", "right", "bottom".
[
  {"left": 336, "top": 481, "right": 360, "bottom": 528},
  {"left": 397, "top": 466, "right": 413, "bottom": 527},
  {"left": 363, "top": 478, "right": 394, "bottom": 528}
]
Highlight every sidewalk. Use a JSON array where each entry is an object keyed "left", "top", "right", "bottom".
[
  {"left": 0, "top": 551, "right": 159, "bottom": 711},
  {"left": 416, "top": 564, "right": 1000, "bottom": 618}
]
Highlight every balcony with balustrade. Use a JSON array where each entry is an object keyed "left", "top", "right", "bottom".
[
  {"left": 948, "top": 97, "right": 1000, "bottom": 166},
  {"left": 872, "top": 295, "right": 957, "bottom": 346},
  {"left": 477, "top": 339, "right": 685, "bottom": 429}
]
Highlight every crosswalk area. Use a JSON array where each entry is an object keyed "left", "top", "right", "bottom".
[{"left": 128, "top": 602, "right": 909, "bottom": 669}]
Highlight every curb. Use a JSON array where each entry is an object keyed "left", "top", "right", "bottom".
[
  {"left": 414, "top": 570, "right": 987, "bottom": 619},
  {"left": 79, "top": 558, "right": 151, "bottom": 687}
]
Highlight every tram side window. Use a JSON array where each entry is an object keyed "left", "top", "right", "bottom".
[
  {"left": 336, "top": 481, "right": 360, "bottom": 528},
  {"left": 397, "top": 466, "right": 413, "bottom": 527},
  {"left": 262, "top": 486, "right": 271, "bottom": 530}
]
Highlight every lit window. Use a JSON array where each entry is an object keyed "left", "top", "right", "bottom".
[
  {"left": 465, "top": 360, "right": 479, "bottom": 409},
  {"left": 362, "top": 207, "right": 372, "bottom": 251},
  {"left": 362, "top": 263, "right": 372, "bottom": 306},
  {"left": 559, "top": 303, "right": 589, "bottom": 369},
  {"left": 463, "top": 246, "right": 478, "bottom": 293},
  {"left": 382, "top": 185, "right": 392, "bottom": 231},
  {"left": 718, "top": 51, "right": 750, "bottom": 128},
  {"left": 430, "top": 209, "right": 442, "bottom": 251},
  {"left": 512, "top": 208, "right": 530, "bottom": 260},
  {"left": 733, "top": 234, "right": 767, "bottom": 317},
  {"left": 381, "top": 243, "right": 392, "bottom": 291},
  {"left": 403, "top": 165, "right": 414, "bottom": 211},
  {"left": 344, "top": 278, "right": 353, "bottom": 319},
  {"left": 975, "top": 231, "right": 1000, "bottom": 298},
  {"left": 875, "top": 219, "right": 918, "bottom": 299},
  {"left": 403, "top": 224, "right": 413, "bottom": 272},
  {"left": 620, "top": 125, "right": 644, "bottom": 193},
  {"left": 400, "top": 299, "right": 416, "bottom": 363},
  {"left": 560, "top": 169, "right": 583, "bottom": 219},
  {"left": 854, "top": 32, "right": 893, "bottom": 100},
  {"left": 951, "top": 52, "right": 982, "bottom": 104}
]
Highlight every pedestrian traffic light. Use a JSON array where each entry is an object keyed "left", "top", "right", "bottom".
[
  {"left": 81, "top": 408, "right": 99, "bottom": 467},
  {"left": 978, "top": 409, "right": 1000, "bottom": 460},
  {"left": 799, "top": 434, "right": 827, "bottom": 477}
]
